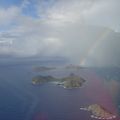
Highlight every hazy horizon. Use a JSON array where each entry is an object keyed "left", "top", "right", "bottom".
[{"left": 0, "top": 0, "right": 120, "bottom": 67}]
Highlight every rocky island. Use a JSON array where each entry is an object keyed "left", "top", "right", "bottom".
[
  {"left": 80, "top": 104, "right": 116, "bottom": 119},
  {"left": 32, "top": 73, "right": 86, "bottom": 88},
  {"left": 58, "top": 73, "right": 86, "bottom": 88},
  {"left": 32, "top": 75, "right": 57, "bottom": 85}
]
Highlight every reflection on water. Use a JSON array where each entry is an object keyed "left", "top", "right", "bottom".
[
  {"left": 0, "top": 62, "right": 120, "bottom": 120},
  {"left": 94, "top": 68, "right": 120, "bottom": 115}
]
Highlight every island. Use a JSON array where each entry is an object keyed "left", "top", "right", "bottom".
[
  {"left": 32, "top": 75, "right": 57, "bottom": 85},
  {"left": 65, "top": 64, "right": 81, "bottom": 70},
  {"left": 32, "top": 73, "right": 86, "bottom": 89},
  {"left": 57, "top": 73, "right": 86, "bottom": 88},
  {"left": 32, "top": 66, "right": 56, "bottom": 72},
  {"left": 80, "top": 104, "right": 116, "bottom": 119}
]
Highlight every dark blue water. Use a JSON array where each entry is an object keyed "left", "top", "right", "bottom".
[{"left": 0, "top": 62, "right": 119, "bottom": 120}]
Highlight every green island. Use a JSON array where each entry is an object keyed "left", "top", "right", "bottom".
[
  {"left": 32, "top": 73, "right": 86, "bottom": 89},
  {"left": 32, "top": 75, "right": 57, "bottom": 85}
]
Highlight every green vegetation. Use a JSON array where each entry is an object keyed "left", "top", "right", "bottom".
[
  {"left": 32, "top": 73, "right": 86, "bottom": 88},
  {"left": 32, "top": 75, "right": 57, "bottom": 85},
  {"left": 58, "top": 73, "right": 86, "bottom": 88}
]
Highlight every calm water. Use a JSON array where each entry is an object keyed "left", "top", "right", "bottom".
[{"left": 0, "top": 61, "right": 120, "bottom": 120}]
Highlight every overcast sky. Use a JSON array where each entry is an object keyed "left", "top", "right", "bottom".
[{"left": 0, "top": 0, "right": 120, "bottom": 66}]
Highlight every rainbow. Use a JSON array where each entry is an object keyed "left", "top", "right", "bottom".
[{"left": 80, "top": 28, "right": 112, "bottom": 66}]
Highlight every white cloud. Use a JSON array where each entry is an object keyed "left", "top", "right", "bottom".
[
  {"left": 36, "top": 0, "right": 120, "bottom": 30},
  {"left": 0, "top": 0, "right": 120, "bottom": 66},
  {"left": 43, "top": 0, "right": 96, "bottom": 25},
  {"left": 21, "top": 0, "right": 31, "bottom": 9},
  {"left": 0, "top": 6, "right": 20, "bottom": 26}
]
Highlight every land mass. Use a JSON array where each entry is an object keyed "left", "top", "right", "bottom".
[
  {"left": 32, "top": 73, "right": 86, "bottom": 88},
  {"left": 65, "top": 64, "right": 82, "bottom": 70},
  {"left": 32, "top": 75, "right": 57, "bottom": 85},
  {"left": 32, "top": 66, "right": 56, "bottom": 72}
]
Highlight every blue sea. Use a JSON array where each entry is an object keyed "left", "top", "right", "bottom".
[{"left": 0, "top": 60, "right": 120, "bottom": 120}]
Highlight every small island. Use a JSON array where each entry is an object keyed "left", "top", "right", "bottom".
[
  {"left": 32, "top": 75, "right": 57, "bottom": 85},
  {"left": 32, "top": 66, "right": 56, "bottom": 72},
  {"left": 58, "top": 73, "right": 86, "bottom": 88},
  {"left": 80, "top": 104, "right": 116, "bottom": 119},
  {"left": 32, "top": 73, "right": 86, "bottom": 89},
  {"left": 65, "top": 64, "right": 81, "bottom": 70}
]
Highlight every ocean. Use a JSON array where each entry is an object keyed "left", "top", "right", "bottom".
[{"left": 0, "top": 60, "right": 120, "bottom": 120}]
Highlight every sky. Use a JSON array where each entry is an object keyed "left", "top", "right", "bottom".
[{"left": 0, "top": 0, "right": 120, "bottom": 66}]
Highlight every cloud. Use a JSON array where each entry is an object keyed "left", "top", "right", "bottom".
[
  {"left": 36, "top": 0, "right": 120, "bottom": 30},
  {"left": 40, "top": 0, "right": 97, "bottom": 25},
  {"left": 83, "top": 0, "right": 120, "bottom": 31},
  {"left": 0, "top": 0, "right": 120, "bottom": 67},
  {"left": 21, "top": 0, "right": 31, "bottom": 9},
  {"left": 0, "top": 6, "right": 20, "bottom": 26}
]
